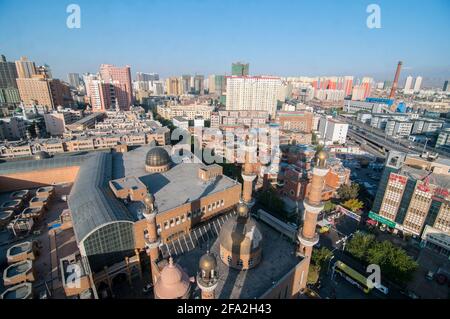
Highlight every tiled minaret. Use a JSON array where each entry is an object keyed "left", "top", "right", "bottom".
[
  {"left": 241, "top": 136, "right": 256, "bottom": 205},
  {"left": 297, "top": 150, "right": 329, "bottom": 288},
  {"left": 197, "top": 251, "right": 219, "bottom": 299},
  {"left": 143, "top": 193, "right": 160, "bottom": 286}
]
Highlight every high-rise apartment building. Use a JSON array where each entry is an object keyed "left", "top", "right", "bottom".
[
  {"left": 404, "top": 76, "right": 413, "bottom": 93},
  {"left": 165, "top": 77, "right": 182, "bottom": 95},
  {"left": 193, "top": 75, "right": 205, "bottom": 95},
  {"left": 226, "top": 76, "right": 281, "bottom": 118},
  {"left": 136, "top": 72, "right": 159, "bottom": 82},
  {"left": 16, "top": 75, "right": 73, "bottom": 109},
  {"left": 180, "top": 75, "right": 191, "bottom": 94},
  {"left": 413, "top": 76, "right": 422, "bottom": 93},
  {"left": 99, "top": 64, "right": 133, "bottom": 110},
  {"left": 208, "top": 75, "right": 226, "bottom": 96},
  {"left": 68, "top": 73, "right": 82, "bottom": 88},
  {"left": 443, "top": 80, "right": 449, "bottom": 92},
  {"left": 15, "top": 56, "right": 37, "bottom": 79},
  {"left": 231, "top": 62, "right": 249, "bottom": 76},
  {"left": 0, "top": 55, "right": 18, "bottom": 89}
]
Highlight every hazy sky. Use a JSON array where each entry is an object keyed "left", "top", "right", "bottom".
[{"left": 1, "top": 0, "right": 449, "bottom": 86}]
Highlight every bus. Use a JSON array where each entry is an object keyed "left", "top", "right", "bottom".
[{"left": 332, "top": 261, "right": 389, "bottom": 295}]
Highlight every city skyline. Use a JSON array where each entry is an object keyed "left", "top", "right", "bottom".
[{"left": 1, "top": 0, "right": 449, "bottom": 86}]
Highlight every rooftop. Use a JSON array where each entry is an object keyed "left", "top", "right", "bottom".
[{"left": 174, "top": 217, "right": 301, "bottom": 299}]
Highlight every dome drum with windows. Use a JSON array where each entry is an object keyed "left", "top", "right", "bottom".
[{"left": 145, "top": 147, "right": 171, "bottom": 173}]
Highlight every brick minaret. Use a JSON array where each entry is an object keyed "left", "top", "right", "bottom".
[
  {"left": 143, "top": 194, "right": 160, "bottom": 286},
  {"left": 197, "top": 251, "right": 219, "bottom": 299},
  {"left": 241, "top": 136, "right": 256, "bottom": 205},
  {"left": 297, "top": 150, "right": 329, "bottom": 289}
]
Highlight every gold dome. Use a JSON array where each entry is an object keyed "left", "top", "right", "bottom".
[
  {"left": 315, "top": 150, "right": 328, "bottom": 168},
  {"left": 143, "top": 193, "right": 155, "bottom": 207},
  {"left": 199, "top": 252, "right": 217, "bottom": 272},
  {"left": 236, "top": 202, "right": 249, "bottom": 217}
]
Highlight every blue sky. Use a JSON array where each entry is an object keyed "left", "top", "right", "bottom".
[{"left": 0, "top": 0, "right": 449, "bottom": 86}]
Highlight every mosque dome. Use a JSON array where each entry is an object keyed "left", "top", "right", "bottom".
[
  {"left": 154, "top": 257, "right": 191, "bottom": 299},
  {"left": 145, "top": 147, "right": 171, "bottom": 173},
  {"left": 199, "top": 251, "right": 217, "bottom": 273},
  {"left": 218, "top": 203, "right": 263, "bottom": 270}
]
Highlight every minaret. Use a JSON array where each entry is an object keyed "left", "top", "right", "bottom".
[
  {"left": 297, "top": 150, "right": 329, "bottom": 289},
  {"left": 196, "top": 251, "right": 219, "bottom": 299},
  {"left": 143, "top": 193, "right": 160, "bottom": 286},
  {"left": 241, "top": 135, "right": 256, "bottom": 205},
  {"left": 115, "top": 97, "right": 120, "bottom": 112}
]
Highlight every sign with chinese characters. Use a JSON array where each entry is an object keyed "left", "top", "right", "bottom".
[
  {"left": 389, "top": 173, "right": 407, "bottom": 185},
  {"left": 434, "top": 187, "right": 449, "bottom": 199}
]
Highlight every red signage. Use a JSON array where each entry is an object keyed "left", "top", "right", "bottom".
[
  {"left": 389, "top": 174, "right": 407, "bottom": 185},
  {"left": 434, "top": 187, "right": 449, "bottom": 199},
  {"left": 417, "top": 183, "right": 431, "bottom": 193}
]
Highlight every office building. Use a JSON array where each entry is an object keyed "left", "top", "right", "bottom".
[
  {"left": 231, "top": 62, "right": 249, "bottom": 76},
  {"left": 443, "top": 80, "right": 449, "bottom": 92},
  {"left": 226, "top": 76, "right": 281, "bottom": 118},
  {"left": 318, "top": 116, "right": 348, "bottom": 144},
  {"left": 370, "top": 152, "right": 450, "bottom": 255}
]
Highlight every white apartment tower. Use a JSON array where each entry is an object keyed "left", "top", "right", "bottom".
[
  {"left": 404, "top": 76, "right": 413, "bottom": 94},
  {"left": 413, "top": 76, "right": 422, "bottom": 93},
  {"left": 226, "top": 76, "right": 282, "bottom": 118}
]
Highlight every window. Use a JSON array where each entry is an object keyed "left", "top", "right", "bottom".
[
  {"left": 170, "top": 218, "right": 175, "bottom": 227},
  {"left": 227, "top": 256, "right": 232, "bottom": 264},
  {"left": 208, "top": 204, "right": 212, "bottom": 211},
  {"left": 221, "top": 199, "right": 224, "bottom": 206},
  {"left": 164, "top": 221, "right": 169, "bottom": 229},
  {"left": 248, "top": 258, "right": 254, "bottom": 267},
  {"left": 176, "top": 217, "right": 180, "bottom": 225},
  {"left": 181, "top": 215, "right": 185, "bottom": 222},
  {"left": 187, "top": 212, "right": 191, "bottom": 220},
  {"left": 237, "top": 259, "right": 243, "bottom": 267}
]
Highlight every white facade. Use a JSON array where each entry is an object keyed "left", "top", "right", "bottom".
[
  {"left": 413, "top": 76, "right": 422, "bottom": 93},
  {"left": 226, "top": 76, "right": 281, "bottom": 118},
  {"left": 404, "top": 76, "right": 413, "bottom": 94},
  {"left": 318, "top": 116, "right": 348, "bottom": 144}
]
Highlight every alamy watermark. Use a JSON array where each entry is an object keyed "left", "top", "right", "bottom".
[
  {"left": 366, "top": 4, "right": 381, "bottom": 29},
  {"left": 66, "top": 4, "right": 81, "bottom": 29}
]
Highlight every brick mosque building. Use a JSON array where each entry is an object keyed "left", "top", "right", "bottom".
[{"left": 0, "top": 141, "right": 329, "bottom": 299}]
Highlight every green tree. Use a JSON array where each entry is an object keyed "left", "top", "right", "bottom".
[
  {"left": 342, "top": 198, "right": 364, "bottom": 212},
  {"left": 311, "top": 247, "right": 333, "bottom": 271},
  {"left": 337, "top": 183, "right": 359, "bottom": 201},
  {"left": 346, "top": 232, "right": 375, "bottom": 261},
  {"left": 323, "top": 201, "right": 336, "bottom": 213}
]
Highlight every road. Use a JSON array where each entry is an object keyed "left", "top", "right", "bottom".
[
  {"left": 317, "top": 213, "right": 408, "bottom": 299},
  {"left": 338, "top": 115, "right": 450, "bottom": 158}
]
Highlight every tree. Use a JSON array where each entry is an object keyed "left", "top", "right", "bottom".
[
  {"left": 346, "top": 232, "right": 375, "bottom": 261},
  {"left": 346, "top": 233, "right": 418, "bottom": 285},
  {"left": 337, "top": 183, "right": 359, "bottom": 201},
  {"left": 258, "top": 189, "right": 285, "bottom": 218},
  {"left": 311, "top": 247, "right": 333, "bottom": 271},
  {"left": 342, "top": 198, "right": 364, "bottom": 212},
  {"left": 323, "top": 201, "right": 336, "bottom": 213}
]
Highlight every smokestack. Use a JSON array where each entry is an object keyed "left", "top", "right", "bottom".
[{"left": 389, "top": 61, "right": 402, "bottom": 99}]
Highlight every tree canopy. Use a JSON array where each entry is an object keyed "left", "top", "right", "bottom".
[
  {"left": 346, "top": 232, "right": 418, "bottom": 285},
  {"left": 342, "top": 198, "right": 364, "bottom": 212},
  {"left": 337, "top": 183, "right": 360, "bottom": 201}
]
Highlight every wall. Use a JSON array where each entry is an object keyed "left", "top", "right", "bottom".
[{"left": 0, "top": 166, "right": 80, "bottom": 192}]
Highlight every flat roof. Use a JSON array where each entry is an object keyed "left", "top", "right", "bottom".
[
  {"left": 113, "top": 145, "right": 239, "bottom": 214},
  {"left": 173, "top": 216, "right": 301, "bottom": 299}
]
